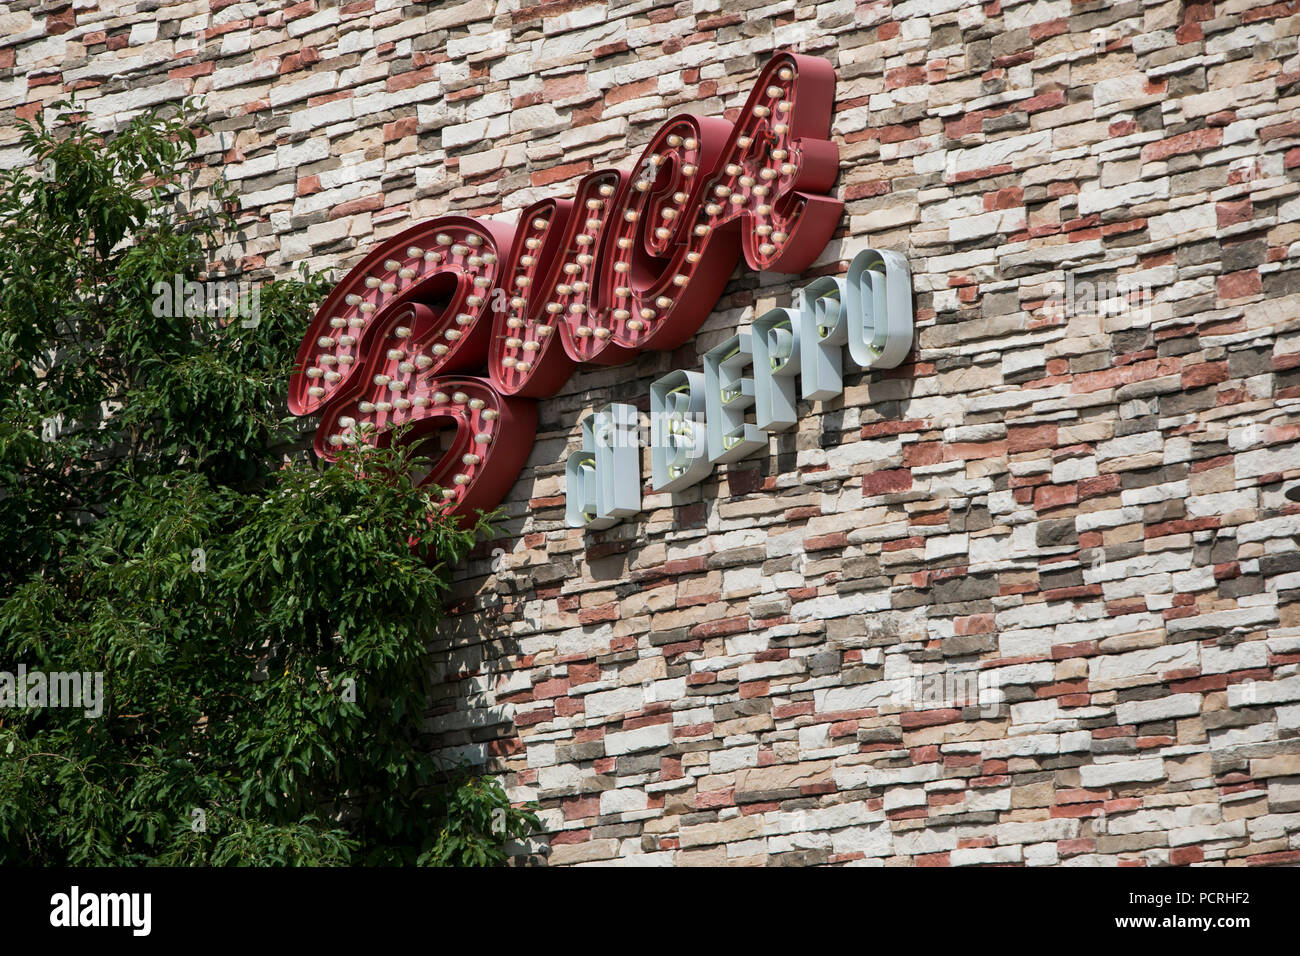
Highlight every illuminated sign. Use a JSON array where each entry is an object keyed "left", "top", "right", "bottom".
[{"left": 288, "top": 51, "right": 905, "bottom": 527}]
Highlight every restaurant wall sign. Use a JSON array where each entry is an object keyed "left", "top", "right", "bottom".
[{"left": 288, "top": 50, "right": 913, "bottom": 528}]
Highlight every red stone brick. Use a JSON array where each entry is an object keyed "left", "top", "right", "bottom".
[
  {"left": 531, "top": 160, "right": 589, "bottom": 187},
  {"left": 803, "top": 532, "right": 847, "bottom": 552},
  {"left": 862, "top": 468, "right": 913, "bottom": 495},
  {"left": 562, "top": 794, "right": 599, "bottom": 820},
  {"left": 1217, "top": 269, "right": 1262, "bottom": 300},
  {"left": 1034, "top": 484, "right": 1078, "bottom": 511},
  {"left": 532, "top": 678, "right": 568, "bottom": 700},
  {"left": 607, "top": 77, "right": 657, "bottom": 106},
  {"left": 170, "top": 61, "right": 215, "bottom": 80},
  {"left": 690, "top": 616, "right": 748, "bottom": 639},
  {"left": 1171, "top": 846, "right": 1204, "bottom": 865},
  {"left": 568, "top": 662, "right": 600, "bottom": 685},
  {"left": 662, "top": 640, "right": 703, "bottom": 658},
  {"left": 554, "top": 696, "right": 583, "bottom": 717},
  {"left": 1052, "top": 641, "right": 1098, "bottom": 660},
  {"left": 46, "top": 6, "right": 77, "bottom": 34},
  {"left": 328, "top": 194, "right": 384, "bottom": 219},
  {"left": 774, "top": 702, "right": 814, "bottom": 719},
  {"left": 695, "top": 788, "right": 734, "bottom": 809},
  {"left": 1180, "top": 358, "right": 1227, "bottom": 390},
  {"left": 578, "top": 604, "right": 618, "bottom": 624},
  {"left": 515, "top": 706, "right": 553, "bottom": 727},
  {"left": 885, "top": 66, "right": 925, "bottom": 89},
  {"left": 1008, "top": 423, "right": 1058, "bottom": 453},
  {"left": 383, "top": 116, "right": 417, "bottom": 141},
  {"left": 387, "top": 66, "right": 435, "bottom": 92},
  {"left": 1216, "top": 199, "right": 1253, "bottom": 228},
  {"left": 1260, "top": 119, "right": 1300, "bottom": 143},
  {"left": 900, "top": 708, "right": 960, "bottom": 730},
  {"left": 1140, "top": 127, "right": 1222, "bottom": 163}
]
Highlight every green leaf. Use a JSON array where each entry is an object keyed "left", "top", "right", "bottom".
[{"left": 0, "top": 100, "right": 532, "bottom": 869}]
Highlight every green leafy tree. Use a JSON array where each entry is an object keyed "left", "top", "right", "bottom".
[{"left": 0, "top": 99, "right": 537, "bottom": 865}]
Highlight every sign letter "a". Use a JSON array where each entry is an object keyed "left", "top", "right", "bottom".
[{"left": 565, "top": 403, "right": 641, "bottom": 529}]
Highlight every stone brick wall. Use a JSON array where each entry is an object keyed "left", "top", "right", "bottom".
[{"left": 4, "top": 0, "right": 1300, "bottom": 866}]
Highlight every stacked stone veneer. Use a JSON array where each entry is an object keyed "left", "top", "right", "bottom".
[{"left": 3, "top": 0, "right": 1300, "bottom": 866}]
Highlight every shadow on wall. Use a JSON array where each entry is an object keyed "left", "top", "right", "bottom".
[{"left": 423, "top": 292, "right": 923, "bottom": 864}]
